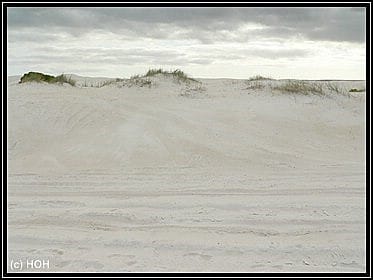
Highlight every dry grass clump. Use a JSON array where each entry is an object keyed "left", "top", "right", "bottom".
[
  {"left": 95, "top": 78, "right": 125, "bottom": 88},
  {"left": 144, "top": 69, "right": 163, "bottom": 77},
  {"left": 325, "top": 82, "right": 345, "bottom": 94},
  {"left": 179, "top": 84, "right": 207, "bottom": 98},
  {"left": 126, "top": 75, "right": 153, "bottom": 88},
  {"left": 245, "top": 75, "right": 272, "bottom": 93},
  {"left": 246, "top": 80, "right": 265, "bottom": 91},
  {"left": 54, "top": 74, "right": 76, "bottom": 86},
  {"left": 272, "top": 80, "right": 324, "bottom": 95},
  {"left": 325, "top": 82, "right": 354, "bottom": 97},
  {"left": 123, "top": 68, "right": 199, "bottom": 87},
  {"left": 144, "top": 68, "right": 199, "bottom": 83}
]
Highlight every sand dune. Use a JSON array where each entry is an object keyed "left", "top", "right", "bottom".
[{"left": 7, "top": 75, "right": 366, "bottom": 272}]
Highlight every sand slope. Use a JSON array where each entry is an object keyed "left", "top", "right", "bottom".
[{"left": 7, "top": 76, "right": 366, "bottom": 272}]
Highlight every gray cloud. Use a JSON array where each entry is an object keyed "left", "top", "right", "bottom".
[{"left": 8, "top": 7, "right": 366, "bottom": 43}]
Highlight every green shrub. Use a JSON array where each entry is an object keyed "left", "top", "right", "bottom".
[
  {"left": 19, "top": 72, "right": 55, "bottom": 83},
  {"left": 349, "top": 88, "right": 365, "bottom": 92},
  {"left": 248, "top": 75, "right": 273, "bottom": 81},
  {"left": 19, "top": 72, "right": 76, "bottom": 86}
]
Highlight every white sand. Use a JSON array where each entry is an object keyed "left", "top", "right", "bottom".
[{"left": 7, "top": 75, "right": 366, "bottom": 272}]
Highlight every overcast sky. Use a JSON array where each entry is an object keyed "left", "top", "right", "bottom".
[{"left": 7, "top": 7, "right": 366, "bottom": 79}]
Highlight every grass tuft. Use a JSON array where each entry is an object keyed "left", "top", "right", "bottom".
[
  {"left": 126, "top": 75, "right": 153, "bottom": 88},
  {"left": 248, "top": 75, "right": 273, "bottom": 81},
  {"left": 246, "top": 81, "right": 265, "bottom": 91},
  {"left": 272, "top": 80, "right": 324, "bottom": 95},
  {"left": 143, "top": 68, "right": 198, "bottom": 83},
  {"left": 325, "top": 82, "right": 353, "bottom": 97},
  {"left": 144, "top": 69, "right": 163, "bottom": 77},
  {"left": 55, "top": 74, "right": 76, "bottom": 86},
  {"left": 325, "top": 82, "right": 344, "bottom": 94}
]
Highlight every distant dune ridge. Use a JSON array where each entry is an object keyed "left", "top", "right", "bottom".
[
  {"left": 13, "top": 70, "right": 366, "bottom": 97},
  {"left": 7, "top": 70, "right": 366, "bottom": 272}
]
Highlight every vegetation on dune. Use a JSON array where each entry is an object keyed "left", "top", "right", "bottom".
[
  {"left": 122, "top": 68, "right": 199, "bottom": 88},
  {"left": 179, "top": 83, "right": 207, "bottom": 98},
  {"left": 130, "top": 74, "right": 141, "bottom": 79},
  {"left": 144, "top": 69, "right": 164, "bottom": 77},
  {"left": 54, "top": 74, "right": 76, "bottom": 86},
  {"left": 19, "top": 72, "right": 76, "bottom": 86},
  {"left": 246, "top": 80, "right": 265, "bottom": 91},
  {"left": 325, "top": 82, "right": 345, "bottom": 95},
  {"left": 245, "top": 75, "right": 273, "bottom": 93},
  {"left": 349, "top": 88, "right": 365, "bottom": 93},
  {"left": 271, "top": 80, "right": 359, "bottom": 97},
  {"left": 325, "top": 82, "right": 354, "bottom": 97},
  {"left": 248, "top": 75, "right": 273, "bottom": 81},
  {"left": 95, "top": 78, "right": 125, "bottom": 88},
  {"left": 143, "top": 68, "right": 199, "bottom": 83},
  {"left": 127, "top": 75, "right": 153, "bottom": 88},
  {"left": 19, "top": 72, "right": 55, "bottom": 83},
  {"left": 18, "top": 69, "right": 199, "bottom": 89},
  {"left": 171, "top": 69, "right": 199, "bottom": 83},
  {"left": 272, "top": 80, "right": 325, "bottom": 95},
  {"left": 19, "top": 71, "right": 362, "bottom": 98}
]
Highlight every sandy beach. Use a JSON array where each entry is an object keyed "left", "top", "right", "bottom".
[{"left": 7, "top": 75, "right": 366, "bottom": 272}]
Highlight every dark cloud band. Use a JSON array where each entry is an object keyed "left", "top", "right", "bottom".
[{"left": 8, "top": 7, "right": 366, "bottom": 43}]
